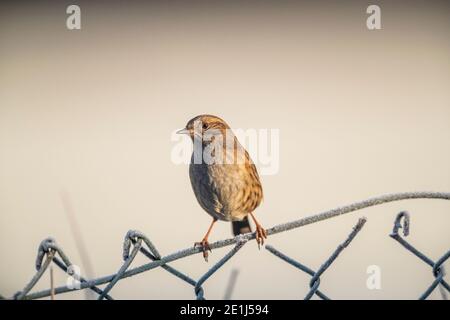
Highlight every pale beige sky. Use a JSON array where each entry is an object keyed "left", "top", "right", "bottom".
[{"left": 0, "top": 0, "right": 449, "bottom": 299}]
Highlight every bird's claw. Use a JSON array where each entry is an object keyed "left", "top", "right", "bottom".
[
  {"left": 255, "top": 225, "right": 267, "bottom": 249},
  {"left": 194, "top": 239, "right": 211, "bottom": 262}
]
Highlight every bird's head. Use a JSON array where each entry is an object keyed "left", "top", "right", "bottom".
[{"left": 177, "top": 114, "right": 231, "bottom": 142}]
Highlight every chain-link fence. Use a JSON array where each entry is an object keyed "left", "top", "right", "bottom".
[{"left": 5, "top": 192, "right": 450, "bottom": 300}]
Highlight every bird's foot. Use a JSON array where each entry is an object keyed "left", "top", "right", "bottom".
[
  {"left": 255, "top": 224, "right": 267, "bottom": 249},
  {"left": 194, "top": 239, "right": 212, "bottom": 262}
]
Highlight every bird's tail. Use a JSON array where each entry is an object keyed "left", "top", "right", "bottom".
[{"left": 232, "top": 216, "right": 252, "bottom": 236}]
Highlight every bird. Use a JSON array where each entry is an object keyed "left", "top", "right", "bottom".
[{"left": 177, "top": 114, "right": 267, "bottom": 261}]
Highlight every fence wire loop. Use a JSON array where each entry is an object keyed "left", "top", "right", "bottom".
[
  {"left": 389, "top": 211, "right": 449, "bottom": 300},
  {"left": 391, "top": 211, "right": 410, "bottom": 237},
  {"left": 14, "top": 237, "right": 71, "bottom": 300},
  {"left": 5, "top": 192, "right": 450, "bottom": 300},
  {"left": 123, "top": 230, "right": 161, "bottom": 261},
  {"left": 35, "top": 237, "right": 56, "bottom": 270}
]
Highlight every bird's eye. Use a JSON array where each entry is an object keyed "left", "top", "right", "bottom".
[{"left": 202, "top": 123, "right": 208, "bottom": 130}]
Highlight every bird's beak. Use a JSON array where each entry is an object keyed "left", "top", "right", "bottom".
[{"left": 176, "top": 128, "right": 189, "bottom": 135}]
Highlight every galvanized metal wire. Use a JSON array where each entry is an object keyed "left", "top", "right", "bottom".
[
  {"left": 6, "top": 191, "right": 450, "bottom": 300},
  {"left": 389, "top": 211, "right": 450, "bottom": 300},
  {"left": 266, "top": 217, "right": 367, "bottom": 300}
]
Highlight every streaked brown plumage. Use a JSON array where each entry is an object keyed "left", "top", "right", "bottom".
[{"left": 178, "top": 114, "right": 267, "bottom": 261}]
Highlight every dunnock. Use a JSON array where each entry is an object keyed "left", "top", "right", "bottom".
[{"left": 177, "top": 114, "right": 267, "bottom": 261}]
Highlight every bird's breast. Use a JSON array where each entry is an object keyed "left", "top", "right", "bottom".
[{"left": 189, "top": 158, "right": 263, "bottom": 222}]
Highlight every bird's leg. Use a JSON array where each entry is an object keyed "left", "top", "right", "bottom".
[
  {"left": 249, "top": 212, "right": 267, "bottom": 249},
  {"left": 194, "top": 218, "right": 217, "bottom": 262}
]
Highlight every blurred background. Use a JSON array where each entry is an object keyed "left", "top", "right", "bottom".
[{"left": 0, "top": 0, "right": 449, "bottom": 299}]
